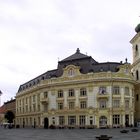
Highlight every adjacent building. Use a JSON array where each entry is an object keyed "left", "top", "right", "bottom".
[
  {"left": 130, "top": 23, "right": 140, "bottom": 124},
  {"left": 0, "top": 99, "right": 16, "bottom": 124},
  {"left": 15, "top": 47, "right": 135, "bottom": 128}
]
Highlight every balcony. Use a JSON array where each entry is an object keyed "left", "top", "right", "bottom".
[
  {"left": 56, "top": 97, "right": 64, "bottom": 101},
  {"left": 40, "top": 97, "right": 49, "bottom": 103},
  {"left": 79, "top": 96, "right": 88, "bottom": 100},
  {"left": 67, "top": 96, "right": 76, "bottom": 101},
  {"left": 97, "top": 93, "right": 109, "bottom": 99}
]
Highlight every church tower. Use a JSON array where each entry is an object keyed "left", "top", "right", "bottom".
[{"left": 130, "top": 23, "right": 140, "bottom": 123}]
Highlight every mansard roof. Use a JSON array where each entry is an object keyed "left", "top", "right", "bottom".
[
  {"left": 17, "top": 49, "right": 123, "bottom": 93},
  {"left": 18, "top": 69, "right": 57, "bottom": 92}
]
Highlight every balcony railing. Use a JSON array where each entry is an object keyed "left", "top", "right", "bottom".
[
  {"left": 97, "top": 93, "right": 109, "bottom": 99},
  {"left": 40, "top": 97, "right": 49, "bottom": 103}
]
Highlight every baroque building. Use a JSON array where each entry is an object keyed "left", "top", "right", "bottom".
[
  {"left": 15, "top": 48, "right": 135, "bottom": 128},
  {"left": 130, "top": 23, "right": 140, "bottom": 123}
]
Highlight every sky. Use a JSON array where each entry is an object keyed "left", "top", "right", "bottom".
[{"left": 0, "top": 0, "right": 140, "bottom": 105}]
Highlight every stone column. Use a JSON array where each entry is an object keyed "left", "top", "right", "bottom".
[
  {"left": 75, "top": 89, "right": 79, "bottom": 107},
  {"left": 64, "top": 90, "right": 67, "bottom": 108},
  {"left": 109, "top": 114, "right": 112, "bottom": 128},
  {"left": 86, "top": 116, "right": 88, "bottom": 126},
  {"left": 76, "top": 115, "right": 79, "bottom": 126},
  {"left": 122, "top": 114, "right": 125, "bottom": 127},
  {"left": 65, "top": 115, "right": 68, "bottom": 126},
  {"left": 131, "top": 113, "right": 134, "bottom": 126}
]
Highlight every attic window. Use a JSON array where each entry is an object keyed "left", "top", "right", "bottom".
[
  {"left": 135, "top": 45, "right": 139, "bottom": 56},
  {"left": 33, "top": 81, "right": 35, "bottom": 85},
  {"left": 68, "top": 68, "right": 75, "bottom": 76},
  {"left": 100, "top": 67, "right": 104, "bottom": 72}
]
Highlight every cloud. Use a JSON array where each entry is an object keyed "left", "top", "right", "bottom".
[{"left": 0, "top": 0, "right": 140, "bottom": 104}]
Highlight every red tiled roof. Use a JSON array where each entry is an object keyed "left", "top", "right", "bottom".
[{"left": 0, "top": 105, "right": 5, "bottom": 114}]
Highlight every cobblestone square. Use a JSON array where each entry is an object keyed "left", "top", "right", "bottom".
[{"left": 0, "top": 127, "right": 139, "bottom": 140}]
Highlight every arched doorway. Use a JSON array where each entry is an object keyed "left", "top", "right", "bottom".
[
  {"left": 125, "top": 115, "right": 129, "bottom": 127},
  {"left": 99, "top": 116, "right": 107, "bottom": 128},
  {"left": 44, "top": 117, "right": 49, "bottom": 129}
]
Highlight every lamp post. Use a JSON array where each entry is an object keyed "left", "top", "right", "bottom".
[{"left": 0, "top": 90, "right": 2, "bottom": 107}]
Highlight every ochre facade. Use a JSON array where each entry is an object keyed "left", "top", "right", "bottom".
[{"left": 16, "top": 58, "right": 135, "bottom": 128}]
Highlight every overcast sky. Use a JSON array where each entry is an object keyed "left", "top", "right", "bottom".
[{"left": 0, "top": 0, "right": 140, "bottom": 105}]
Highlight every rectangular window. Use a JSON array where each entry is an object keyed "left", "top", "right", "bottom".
[
  {"left": 29, "top": 106, "right": 31, "bottom": 112},
  {"left": 59, "top": 116, "right": 65, "bottom": 125},
  {"left": 26, "top": 105, "right": 28, "bottom": 112},
  {"left": 99, "top": 100, "right": 107, "bottom": 108},
  {"left": 99, "top": 86, "right": 106, "bottom": 94},
  {"left": 58, "top": 90, "right": 63, "bottom": 98},
  {"left": 80, "top": 101, "right": 87, "bottom": 109},
  {"left": 26, "top": 97, "right": 28, "bottom": 104},
  {"left": 68, "top": 116, "right": 76, "bottom": 125},
  {"left": 44, "top": 104, "right": 48, "bottom": 112},
  {"left": 20, "top": 100, "right": 21, "bottom": 106},
  {"left": 33, "top": 104, "right": 36, "bottom": 112},
  {"left": 69, "top": 89, "right": 75, "bottom": 97},
  {"left": 79, "top": 115, "right": 86, "bottom": 125},
  {"left": 58, "top": 102, "right": 63, "bottom": 110},
  {"left": 44, "top": 92, "right": 48, "bottom": 98},
  {"left": 113, "top": 86, "right": 120, "bottom": 95},
  {"left": 29, "top": 96, "right": 31, "bottom": 105},
  {"left": 69, "top": 102, "right": 75, "bottom": 110},
  {"left": 37, "top": 94, "right": 40, "bottom": 101},
  {"left": 125, "top": 87, "right": 130, "bottom": 95},
  {"left": 80, "top": 88, "right": 87, "bottom": 96},
  {"left": 113, "top": 115, "right": 120, "bottom": 125},
  {"left": 22, "top": 99, "right": 24, "bottom": 106},
  {"left": 113, "top": 100, "right": 120, "bottom": 108},
  {"left": 33, "top": 95, "right": 36, "bottom": 102},
  {"left": 38, "top": 104, "right": 40, "bottom": 111},
  {"left": 125, "top": 100, "right": 129, "bottom": 109}
]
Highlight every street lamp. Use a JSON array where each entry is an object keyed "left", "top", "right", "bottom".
[{"left": 0, "top": 90, "right": 3, "bottom": 107}]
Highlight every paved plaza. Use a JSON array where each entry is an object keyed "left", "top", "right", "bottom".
[{"left": 0, "top": 127, "right": 139, "bottom": 140}]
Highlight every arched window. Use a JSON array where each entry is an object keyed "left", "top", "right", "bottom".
[
  {"left": 68, "top": 68, "right": 75, "bottom": 76},
  {"left": 136, "top": 70, "right": 139, "bottom": 80}
]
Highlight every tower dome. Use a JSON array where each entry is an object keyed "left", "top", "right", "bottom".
[{"left": 135, "top": 23, "right": 140, "bottom": 33}]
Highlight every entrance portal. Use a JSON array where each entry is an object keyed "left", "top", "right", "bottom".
[
  {"left": 99, "top": 116, "right": 107, "bottom": 128},
  {"left": 44, "top": 117, "right": 49, "bottom": 129},
  {"left": 125, "top": 115, "right": 129, "bottom": 127}
]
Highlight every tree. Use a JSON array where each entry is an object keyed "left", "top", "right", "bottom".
[{"left": 4, "top": 111, "right": 15, "bottom": 123}]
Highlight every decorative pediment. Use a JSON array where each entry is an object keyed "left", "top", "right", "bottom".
[{"left": 61, "top": 65, "right": 81, "bottom": 77}]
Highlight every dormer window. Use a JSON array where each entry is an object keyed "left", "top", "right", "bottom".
[
  {"left": 68, "top": 68, "right": 75, "bottom": 76},
  {"left": 135, "top": 44, "right": 139, "bottom": 56}
]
